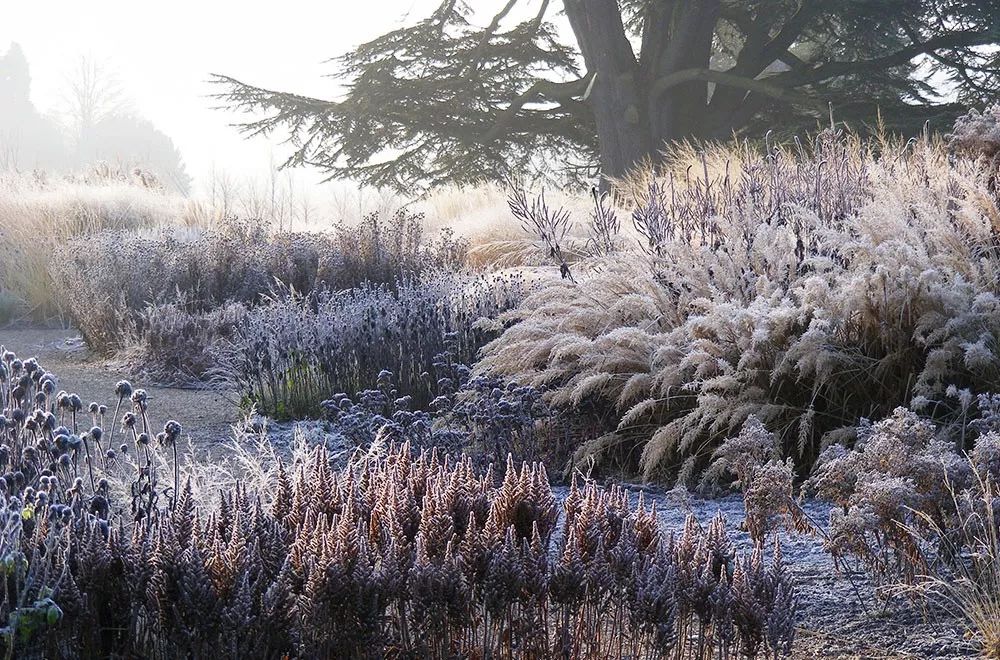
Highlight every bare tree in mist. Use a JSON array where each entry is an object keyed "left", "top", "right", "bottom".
[{"left": 61, "top": 56, "right": 129, "bottom": 138}]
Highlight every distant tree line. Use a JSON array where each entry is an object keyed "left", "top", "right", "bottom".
[{"left": 0, "top": 44, "right": 191, "bottom": 194}]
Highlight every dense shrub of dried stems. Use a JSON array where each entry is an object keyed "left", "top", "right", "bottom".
[
  {"left": 0, "top": 347, "right": 796, "bottom": 659},
  {"left": 47, "top": 209, "right": 466, "bottom": 375},
  {"left": 714, "top": 402, "right": 1000, "bottom": 657},
  {"left": 0, "top": 167, "right": 188, "bottom": 322},
  {"left": 219, "top": 270, "right": 529, "bottom": 419}
]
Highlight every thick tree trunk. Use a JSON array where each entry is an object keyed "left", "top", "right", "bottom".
[
  {"left": 564, "top": 0, "right": 652, "bottom": 181},
  {"left": 647, "top": 1, "right": 720, "bottom": 145},
  {"left": 589, "top": 72, "right": 651, "bottom": 180},
  {"left": 565, "top": 0, "right": 720, "bottom": 182}
]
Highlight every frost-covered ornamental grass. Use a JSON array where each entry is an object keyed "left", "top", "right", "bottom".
[
  {"left": 482, "top": 122, "right": 1000, "bottom": 482},
  {"left": 0, "top": 167, "right": 191, "bottom": 321}
]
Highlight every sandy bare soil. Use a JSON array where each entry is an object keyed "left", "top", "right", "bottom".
[
  {"left": 0, "top": 326, "right": 975, "bottom": 659},
  {"left": 0, "top": 327, "right": 239, "bottom": 450}
]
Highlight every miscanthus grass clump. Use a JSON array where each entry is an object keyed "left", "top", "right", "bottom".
[
  {"left": 0, "top": 347, "right": 797, "bottom": 659},
  {"left": 0, "top": 168, "right": 189, "bottom": 322},
  {"left": 221, "top": 270, "right": 529, "bottom": 419},
  {"left": 481, "top": 126, "right": 1000, "bottom": 483}
]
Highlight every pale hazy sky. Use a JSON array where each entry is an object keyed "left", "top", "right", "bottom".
[{"left": 1, "top": 0, "right": 449, "bottom": 192}]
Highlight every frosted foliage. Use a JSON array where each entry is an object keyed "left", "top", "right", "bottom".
[
  {"left": 948, "top": 103, "right": 1000, "bottom": 158},
  {"left": 480, "top": 134, "right": 1000, "bottom": 481},
  {"left": 805, "top": 407, "right": 999, "bottom": 591}
]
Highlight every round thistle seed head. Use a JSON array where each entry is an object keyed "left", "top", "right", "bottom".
[
  {"left": 122, "top": 412, "right": 136, "bottom": 429},
  {"left": 98, "top": 405, "right": 107, "bottom": 415},
  {"left": 68, "top": 394, "right": 83, "bottom": 412},
  {"left": 41, "top": 379, "right": 55, "bottom": 395},
  {"left": 130, "top": 389, "right": 147, "bottom": 406},
  {"left": 89, "top": 427, "right": 103, "bottom": 442},
  {"left": 34, "top": 392, "right": 46, "bottom": 407},
  {"left": 114, "top": 380, "right": 133, "bottom": 398},
  {"left": 88, "top": 402, "right": 99, "bottom": 414},
  {"left": 89, "top": 494, "right": 109, "bottom": 518},
  {"left": 58, "top": 454, "right": 71, "bottom": 468},
  {"left": 137, "top": 432, "right": 150, "bottom": 446},
  {"left": 162, "top": 420, "right": 181, "bottom": 444},
  {"left": 105, "top": 449, "right": 116, "bottom": 461}
]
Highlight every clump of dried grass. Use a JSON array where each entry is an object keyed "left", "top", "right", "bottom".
[{"left": 481, "top": 127, "right": 1000, "bottom": 483}]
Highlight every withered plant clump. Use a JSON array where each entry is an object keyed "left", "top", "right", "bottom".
[
  {"left": 714, "top": 406, "right": 1000, "bottom": 656},
  {"left": 222, "top": 271, "right": 529, "bottom": 419},
  {"left": 48, "top": 219, "right": 334, "bottom": 355},
  {"left": 130, "top": 300, "right": 248, "bottom": 383},
  {"left": 331, "top": 208, "right": 469, "bottom": 288},
  {"left": 805, "top": 406, "right": 1000, "bottom": 587},
  {"left": 47, "top": 209, "right": 466, "bottom": 359},
  {"left": 0, "top": 347, "right": 797, "bottom": 659}
]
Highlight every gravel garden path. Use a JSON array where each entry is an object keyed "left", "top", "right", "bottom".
[{"left": 0, "top": 327, "right": 239, "bottom": 451}]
